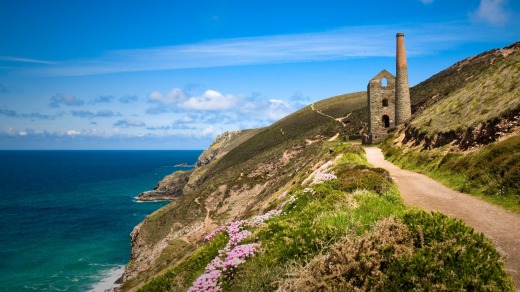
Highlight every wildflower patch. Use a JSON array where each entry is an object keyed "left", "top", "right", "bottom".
[{"left": 189, "top": 209, "right": 284, "bottom": 291}]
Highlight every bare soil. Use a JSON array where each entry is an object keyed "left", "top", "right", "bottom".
[{"left": 364, "top": 146, "right": 520, "bottom": 290}]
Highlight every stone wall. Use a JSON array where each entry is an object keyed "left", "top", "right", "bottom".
[{"left": 365, "top": 70, "right": 396, "bottom": 144}]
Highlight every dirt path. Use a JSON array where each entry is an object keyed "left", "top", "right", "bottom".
[
  {"left": 364, "top": 146, "right": 520, "bottom": 289},
  {"left": 310, "top": 103, "right": 350, "bottom": 127}
]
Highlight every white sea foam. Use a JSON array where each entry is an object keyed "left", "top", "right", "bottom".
[{"left": 89, "top": 266, "right": 124, "bottom": 292}]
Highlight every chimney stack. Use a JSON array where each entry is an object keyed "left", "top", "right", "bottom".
[{"left": 395, "top": 33, "right": 411, "bottom": 124}]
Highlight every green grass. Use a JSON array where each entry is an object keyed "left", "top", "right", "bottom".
[
  {"left": 137, "top": 144, "right": 513, "bottom": 291},
  {"left": 382, "top": 134, "right": 520, "bottom": 214},
  {"left": 383, "top": 211, "right": 513, "bottom": 291},
  {"left": 129, "top": 92, "right": 369, "bottom": 249},
  {"left": 409, "top": 43, "right": 520, "bottom": 136},
  {"left": 124, "top": 42, "right": 520, "bottom": 290},
  {"left": 134, "top": 233, "right": 229, "bottom": 291}
]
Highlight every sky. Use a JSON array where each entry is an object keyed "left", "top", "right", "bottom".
[{"left": 1, "top": 0, "right": 519, "bottom": 150}]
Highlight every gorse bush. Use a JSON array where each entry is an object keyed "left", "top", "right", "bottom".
[
  {"left": 384, "top": 211, "right": 514, "bottom": 291},
  {"left": 279, "top": 217, "right": 415, "bottom": 291},
  {"left": 334, "top": 164, "right": 393, "bottom": 195},
  {"left": 282, "top": 212, "right": 514, "bottom": 291}
]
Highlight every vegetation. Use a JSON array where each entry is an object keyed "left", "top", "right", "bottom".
[
  {"left": 137, "top": 144, "right": 513, "bottom": 291},
  {"left": 123, "top": 41, "right": 520, "bottom": 291},
  {"left": 382, "top": 134, "right": 520, "bottom": 213},
  {"left": 409, "top": 42, "right": 520, "bottom": 136},
  {"left": 122, "top": 92, "right": 370, "bottom": 290},
  {"left": 211, "top": 92, "right": 367, "bottom": 173},
  {"left": 379, "top": 41, "right": 520, "bottom": 214}
]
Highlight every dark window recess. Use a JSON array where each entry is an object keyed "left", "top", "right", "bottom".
[{"left": 382, "top": 115, "right": 390, "bottom": 128}]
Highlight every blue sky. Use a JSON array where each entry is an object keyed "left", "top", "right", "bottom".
[{"left": 1, "top": 0, "right": 519, "bottom": 150}]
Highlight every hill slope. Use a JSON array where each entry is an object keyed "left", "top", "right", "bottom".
[
  {"left": 120, "top": 92, "right": 369, "bottom": 289},
  {"left": 118, "top": 42, "right": 519, "bottom": 291},
  {"left": 134, "top": 144, "right": 513, "bottom": 291},
  {"left": 407, "top": 41, "right": 520, "bottom": 149},
  {"left": 382, "top": 41, "right": 520, "bottom": 212}
]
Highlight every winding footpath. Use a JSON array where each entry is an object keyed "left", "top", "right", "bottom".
[{"left": 364, "top": 146, "right": 520, "bottom": 289}]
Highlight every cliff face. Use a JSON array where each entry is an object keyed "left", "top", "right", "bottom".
[
  {"left": 135, "top": 130, "right": 262, "bottom": 202},
  {"left": 195, "top": 130, "right": 259, "bottom": 167}
]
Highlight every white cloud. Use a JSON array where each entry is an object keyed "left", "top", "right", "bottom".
[
  {"left": 49, "top": 93, "right": 85, "bottom": 108},
  {"left": 177, "top": 115, "right": 194, "bottom": 123},
  {"left": 66, "top": 130, "right": 81, "bottom": 136},
  {"left": 5, "top": 127, "right": 15, "bottom": 136},
  {"left": 470, "top": 0, "right": 510, "bottom": 26},
  {"left": 0, "top": 56, "right": 54, "bottom": 64},
  {"left": 149, "top": 88, "right": 186, "bottom": 105},
  {"left": 113, "top": 119, "right": 146, "bottom": 128},
  {"left": 267, "top": 99, "right": 293, "bottom": 120},
  {"left": 200, "top": 125, "right": 218, "bottom": 137},
  {"left": 181, "top": 90, "right": 238, "bottom": 111},
  {"left": 147, "top": 89, "right": 238, "bottom": 111}
]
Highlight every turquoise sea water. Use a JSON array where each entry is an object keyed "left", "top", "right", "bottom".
[{"left": 0, "top": 150, "right": 202, "bottom": 291}]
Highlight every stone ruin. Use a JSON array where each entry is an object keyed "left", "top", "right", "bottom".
[{"left": 363, "top": 33, "right": 411, "bottom": 144}]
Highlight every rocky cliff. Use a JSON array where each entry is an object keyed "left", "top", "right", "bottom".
[{"left": 135, "top": 129, "right": 262, "bottom": 202}]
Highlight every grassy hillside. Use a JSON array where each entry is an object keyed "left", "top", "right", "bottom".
[
  {"left": 137, "top": 144, "right": 513, "bottom": 291},
  {"left": 120, "top": 41, "right": 520, "bottom": 290},
  {"left": 121, "top": 92, "right": 369, "bottom": 290},
  {"left": 210, "top": 91, "right": 367, "bottom": 173},
  {"left": 409, "top": 41, "right": 520, "bottom": 136},
  {"left": 381, "top": 41, "right": 520, "bottom": 213}
]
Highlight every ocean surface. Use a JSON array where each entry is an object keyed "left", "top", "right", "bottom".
[{"left": 0, "top": 150, "right": 202, "bottom": 291}]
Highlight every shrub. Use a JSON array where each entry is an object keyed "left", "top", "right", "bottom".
[
  {"left": 334, "top": 165, "right": 393, "bottom": 195},
  {"left": 384, "top": 211, "right": 514, "bottom": 291},
  {"left": 279, "top": 212, "right": 514, "bottom": 291},
  {"left": 279, "top": 217, "right": 413, "bottom": 291}
]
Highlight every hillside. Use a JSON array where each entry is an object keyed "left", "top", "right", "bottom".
[
  {"left": 407, "top": 41, "right": 520, "bottom": 149},
  {"left": 120, "top": 92, "right": 370, "bottom": 289},
  {"left": 117, "top": 42, "right": 519, "bottom": 291},
  {"left": 382, "top": 41, "right": 520, "bottom": 211}
]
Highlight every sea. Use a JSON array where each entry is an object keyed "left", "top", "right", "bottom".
[{"left": 0, "top": 150, "right": 202, "bottom": 291}]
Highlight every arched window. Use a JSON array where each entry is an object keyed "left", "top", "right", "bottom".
[
  {"left": 381, "top": 78, "right": 388, "bottom": 87},
  {"left": 382, "top": 115, "right": 390, "bottom": 128},
  {"left": 382, "top": 98, "right": 389, "bottom": 107}
]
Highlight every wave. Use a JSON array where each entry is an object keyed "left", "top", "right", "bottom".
[{"left": 89, "top": 265, "right": 125, "bottom": 292}]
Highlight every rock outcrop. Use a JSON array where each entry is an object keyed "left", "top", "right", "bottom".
[
  {"left": 402, "top": 109, "right": 519, "bottom": 150},
  {"left": 135, "top": 170, "right": 192, "bottom": 201},
  {"left": 196, "top": 130, "right": 242, "bottom": 167},
  {"left": 135, "top": 130, "right": 260, "bottom": 202}
]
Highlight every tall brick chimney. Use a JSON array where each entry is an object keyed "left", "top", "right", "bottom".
[{"left": 395, "top": 32, "right": 411, "bottom": 124}]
